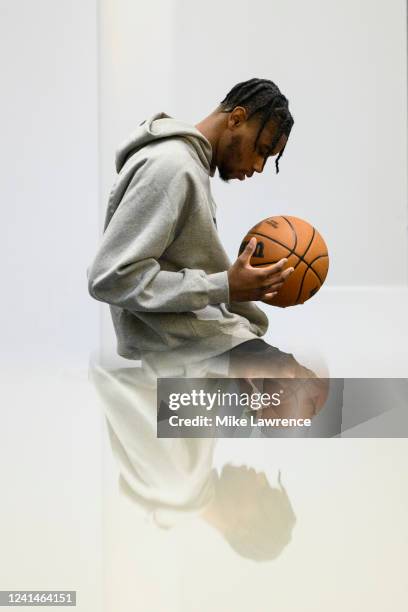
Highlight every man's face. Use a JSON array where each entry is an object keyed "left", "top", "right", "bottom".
[{"left": 216, "top": 107, "right": 288, "bottom": 182}]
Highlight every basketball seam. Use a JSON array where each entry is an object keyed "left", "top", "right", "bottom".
[
  {"left": 299, "top": 226, "right": 316, "bottom": 268},
  {"left": 294, "top": 227, "right": 316, "bottom": 303},
  {"left": 283, "top": 216, "right": 314, "bottom": 273},
  {"left": 253, "top": 254, "right": 328, "bottom": 274},
  {"left": 249, "top": 231, "right": 301, "bottom": 264},
  {"left": 249, "top": 227, "right": 323, "bottom": 280},
  {"left": 282, "top": 216, "right": 297, "bottom": 253},
  {"left": 294, "top": 254, "right": 329, "bottom": 304},
  {"left": 249, "top": 229, "right": 326, "bottom": 285},
  {"left": 248, "top": 219, "right": 328, "bottom": 305}
]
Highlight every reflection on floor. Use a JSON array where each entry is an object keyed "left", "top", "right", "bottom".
[
  {"left": 2, "top": 280, "right": 408, "bottom": 612},
  {"left": 1, "top": 366, "right": 407, "bottom": 612},
  {"left": 103, "top": 416, "right": 408, "bottom": 612},
  {"left": 92, "top": 347, "right": 408, "bottom": 612},
  {"left": 0, "top": 368, "right": 103, "bottom": 612}
]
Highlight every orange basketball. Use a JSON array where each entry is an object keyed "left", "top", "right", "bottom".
[{"left": 239, "top": 216, "right": 329, "bottom": 307}]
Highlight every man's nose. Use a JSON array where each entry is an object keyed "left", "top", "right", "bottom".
[{"left": 253, "top": 157, "right": 264, "bottom": 174}]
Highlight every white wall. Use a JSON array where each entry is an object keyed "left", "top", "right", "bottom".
[
  {"left": 0, "top": 0, "right": 100, "bottom": 369},
  {"left": 99, "top": 0, "right": 408, "bottom": 288},
  {"left": 1, "top": 4, "right": 103, "bottom": 610}
]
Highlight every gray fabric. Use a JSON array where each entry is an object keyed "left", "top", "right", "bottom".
[{"left": 87, "top": 112, "right": 268, "bottom": 360}]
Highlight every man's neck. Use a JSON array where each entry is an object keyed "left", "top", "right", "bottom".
[{"left": 195, "top": 110, "right": 224, "bottom": 175}]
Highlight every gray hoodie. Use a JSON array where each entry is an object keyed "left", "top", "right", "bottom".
[{"left": 87, "top": 112, "right": 268, "bottom": 362}]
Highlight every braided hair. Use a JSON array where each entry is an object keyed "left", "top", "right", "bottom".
[{"left": 219, "top": 78, "right": 294, "bottom": 173}]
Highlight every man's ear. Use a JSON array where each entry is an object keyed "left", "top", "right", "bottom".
[{"left": 228, "top": 106, "right": 248, "bottom": 129}]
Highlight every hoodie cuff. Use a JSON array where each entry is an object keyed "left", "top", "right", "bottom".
[{"left": 207, "top": 271, "right": 230, "bottom": 305}]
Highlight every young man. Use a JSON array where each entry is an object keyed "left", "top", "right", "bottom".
[{"left": 87, "top": 78, "right": 295, "bottom": 365}]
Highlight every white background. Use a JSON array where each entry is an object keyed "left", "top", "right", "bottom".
[
  {"left": 100, "top": 0, "right": 408, "bottom": 286},
  {"left": 1, "top": 0, "right": 99, "bottom": 370},
  {"left": 1, "top": 2, "right": 408, "bottom": 611}
]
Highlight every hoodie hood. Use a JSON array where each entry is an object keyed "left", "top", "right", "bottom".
[{"left": 115, "top": 112, "right": 214, "bottom": 176}]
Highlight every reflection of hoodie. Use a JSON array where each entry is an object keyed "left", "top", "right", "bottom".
[
  {"left": 87, "top": 112, "right": 268, "bottom": 360},
  {"left": 91, "top": 365, "right": 217, "bottom": 527}
]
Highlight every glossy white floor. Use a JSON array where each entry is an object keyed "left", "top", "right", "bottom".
[
  {"left": 103, "top": 438, "right": 408, "bottom": 612},
  {"left": 1, "top": 287, "right": 407, "bottom": 611}
]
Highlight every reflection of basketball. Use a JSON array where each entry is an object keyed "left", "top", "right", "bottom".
[{"left": 239, "top": 216, "right": 329, "bottom": 307}]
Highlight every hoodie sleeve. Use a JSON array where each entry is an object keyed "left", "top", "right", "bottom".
[{"left": 87, "top": 157, "right": 230, "bottom": 313}]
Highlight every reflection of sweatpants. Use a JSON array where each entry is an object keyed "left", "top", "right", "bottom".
[
  {"left": 229, "top": 338, "right": 284, "bottom": 355},
  {"left": 213, "top": 339, "right": 344, "bottom": 438},
  {"left": 228, "top": 338, "right": 296, "bottom": 370},
  {"left": 217, "top": 338, "right": 316, "bottom": 379}
]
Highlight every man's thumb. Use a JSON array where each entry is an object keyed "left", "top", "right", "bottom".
[{"left": 241, "top": 237, "right": 257, "bottom": 263}]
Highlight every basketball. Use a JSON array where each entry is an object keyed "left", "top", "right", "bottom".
[{"left": 239, "top": 216, "right": 329, "bottom": 307}]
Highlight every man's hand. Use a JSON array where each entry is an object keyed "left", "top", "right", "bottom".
[{"left": 228, "top": 237, "right": 293, "bottom": 302}]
